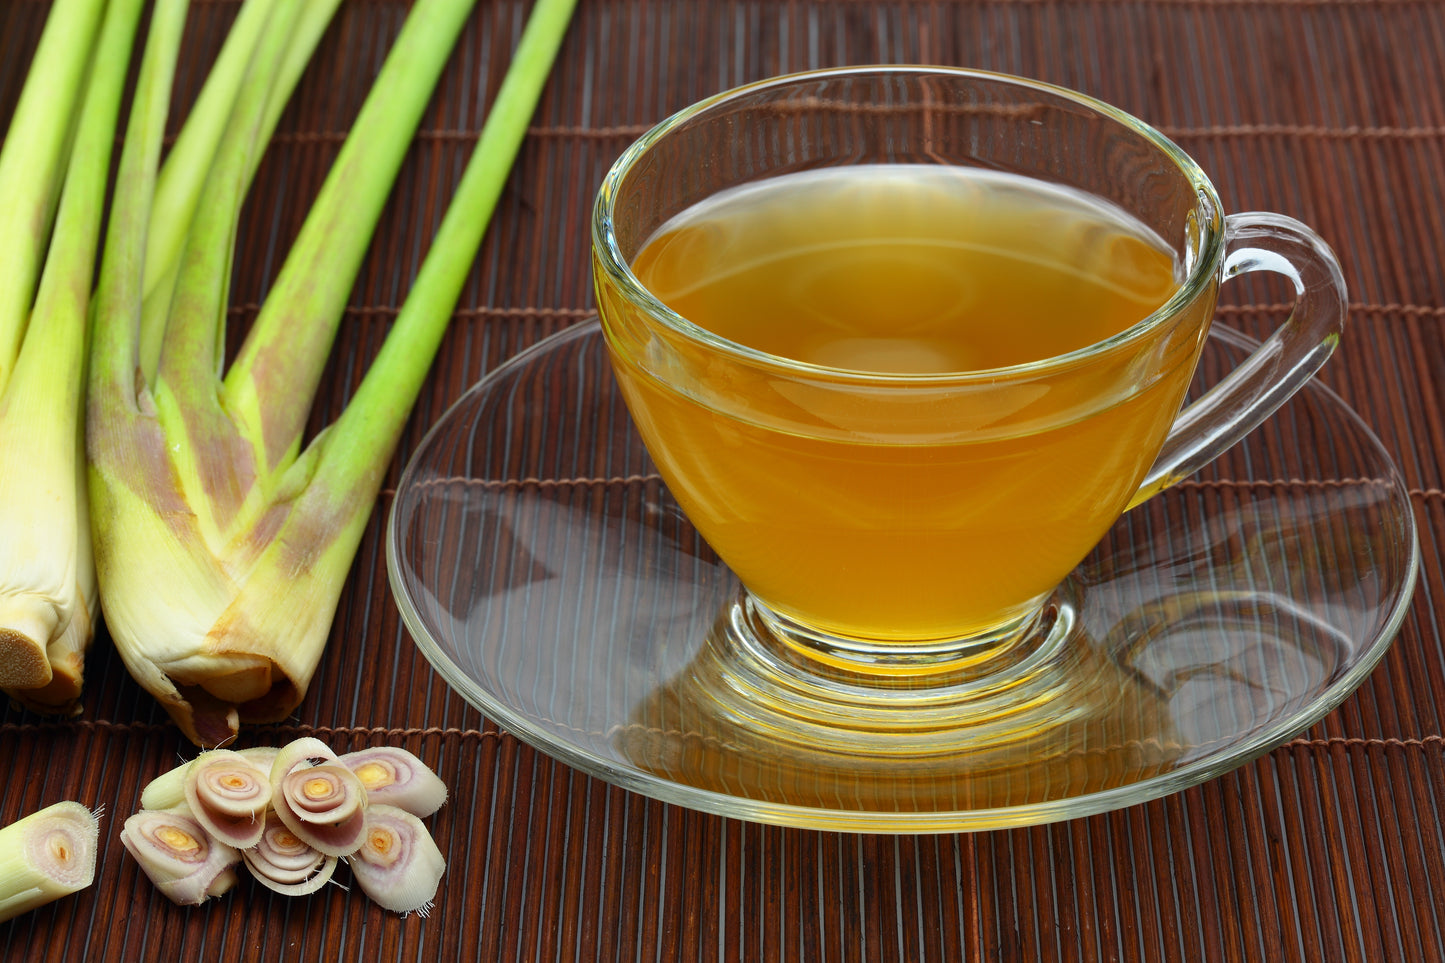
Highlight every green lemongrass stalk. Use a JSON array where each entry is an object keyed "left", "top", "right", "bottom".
[
  {"left": 0, "top": 801, "right": 100, "bottom": 923},
  {"left": 138, "top": 0, "right": 346, "bottom": 381},
  {"left": 89, "top": 0, "right": 577, "bottom": 746},
  {"left": 0, "top": 0, "right": 144, "bottom": 711},
  {"left": 0, "top": 0, "right": 105, "bottom": 386}
]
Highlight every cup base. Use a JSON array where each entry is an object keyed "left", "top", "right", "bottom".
[
  {"left": 686, "top": 576, "right": 1139, "bottom": 759},
  {"left": 745, "top": 591, "right": 1057, "bottom": 682}
]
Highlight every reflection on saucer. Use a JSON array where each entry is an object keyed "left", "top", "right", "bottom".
[{"left": 614, "top": 583, "right": 1186, "bottom": 818}]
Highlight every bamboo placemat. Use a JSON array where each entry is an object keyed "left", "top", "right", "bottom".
[{"left": 3, "top": 0, "right": 1444, "bottom": 959}]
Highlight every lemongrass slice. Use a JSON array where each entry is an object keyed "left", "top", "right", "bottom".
[
  {"left": 348, "top": 805, "right": 445, "bottom": 915},
  {"left": 240, "top": 812, "right": 337, "bottom": 896},
  {"left": 338, "top": 746, "right": 447, "bottom": 817},
  {"left": 120, "top": 809, "right": 238, "bottom": 905},
  {"left": 182, "top": 749, "right": 271, "bottom": 848},
  {"left": 273, "top": 763, "right": 367, "bottom": 857},
  {"left": 238, "top": 745, "right": 279, "bottom": 774},
  {"left": 269, "top": 736, "right": 336, "bottom": 783},
  {"left": 140, "top": 745, "right": 281, "bottom": 813},
  {"left": 0, "top": 801, "right": 99, "bottom": 923}
]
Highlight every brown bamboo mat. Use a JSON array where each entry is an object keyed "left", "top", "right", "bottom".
[{"left": 4, "top": 0, "right": 1445, "bottom": 959}]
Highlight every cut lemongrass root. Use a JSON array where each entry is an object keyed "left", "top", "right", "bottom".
[
  {"left": 348, "top": 806, "right": 447, "bottom": 917},
  {"left": 120, "top": 810, "right": 240, "bottom": 905},
  {"left": 88, "top": 0, "right": 578, "bottom": 746},
  {"left": 0, "top": 801, "right": 100, "bottom": 923},
  {"left": 0, "top": 0, "right": 144, "bottom": 713}
]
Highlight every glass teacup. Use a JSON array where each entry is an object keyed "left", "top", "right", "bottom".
[{"left": 592, "top": 67, "right": 1345, "bottom": 679}]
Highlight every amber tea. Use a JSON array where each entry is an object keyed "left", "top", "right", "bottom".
[
  {"left": 632, "top": 166, "right": 1178, "bottom": 373},
  {"left": 606, "top": 166, "right": 1202, "bottom": 646}
]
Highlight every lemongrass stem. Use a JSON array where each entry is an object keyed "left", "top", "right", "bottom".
[
  {"left": 0, "top": 0, "right": 106, "bottom": 389},
  {"left": 87, "top": 0, "right": 251, "bottom": 748},
  {"left": 309, "top": 0, "right": 578, "bottom": 496},
  {"left": 211, "top": 0, "right": 577, "bottom": 735},
  {"left": 90, "top": 0, "right": 482, "bottom": 747},
  {"left": 0, "top": 801, "right": 100, "bottom": 923},
  {"left": 90, "top": 0, "right": 576, "bottom": 747},
  {"left": 140, "top": 0, "right": 280, "bottom": 301},
  {"left": 139, "top": 0, "right": 346, "bottom": 382},
  {"left": 0, "top": 0, "right": 145, "bottom": 704},
  {"left": 221, "top": 0, "right": 484, "bottom": 479}
]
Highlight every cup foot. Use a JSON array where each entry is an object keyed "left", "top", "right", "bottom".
[
  {"left": 744, "top": 590, "right": 1060, "bottom": 683},
  {"left": 679, "top": 577, "right": 1155, "bottom": 760}
]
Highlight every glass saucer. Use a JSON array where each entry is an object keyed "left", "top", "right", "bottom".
[{"left": 386, "top": 319, "right": 1419, "bottom": 833}]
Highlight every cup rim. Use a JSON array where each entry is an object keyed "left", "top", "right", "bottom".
[{"left": 592, "top": 65, "right": 1225, "bottom": 384}]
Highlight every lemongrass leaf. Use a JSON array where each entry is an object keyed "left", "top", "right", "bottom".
[{"left": 221, "top": 0, "right": 483, "bottom": 480}]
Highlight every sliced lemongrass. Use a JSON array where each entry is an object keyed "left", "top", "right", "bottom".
[
  {"left": 138, "top": 760, "right": 188, "bottom": 812},
  {"left": 273, "top": 763, "right": 367, "bottom": 857},
  {"left": 0, "top": 801, "right": 99, "bottom": 923},
  {"left": 348, "top": 805, "right": 445, "bottom": 916},
  {"left": 182, "top": 749, "right": 271, "bottom": 848},
  {"left": 238, "top": 745, "right": 279, "bottom": 773},
  {"left": 269, "top": 737, "right": 337, "bottom": 783},
  {"left": 140, "top": 745, "right": 281, "bottom": 812},
  {"left": 120, "top": 809, "right": 239, "bottom": 905},
  {"left": 240, "top": 812, "right": 337, "bottom": 896},
  {"left": 338, "top": 747, "right": 448, "bottom": 817}
]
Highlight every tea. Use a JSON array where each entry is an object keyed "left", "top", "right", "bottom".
[
  {"left": 630, "top": 166, "right": 1179, "bottom": 373},
  {"left": 609, "top": 166, "right": 1202, "bottom": 645}
]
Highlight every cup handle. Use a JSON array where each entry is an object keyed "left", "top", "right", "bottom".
[{"left": 1128, "top": 212, "right": 1348, "bottom": 509}]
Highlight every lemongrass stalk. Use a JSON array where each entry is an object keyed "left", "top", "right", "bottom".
[
  {"left": 0, "top": 0, "right": 144, "bottom": 708},
  {"left": 203, "top": 0, "right": 577, "bottom": 729},
  {"left": 348, "top": 805, "right": 446, "bottom": 916},
  {"left": 90, "top": 0, "right": 576, "bottom": 746},
  {"left": 120, "top": 809, "right": 239, "bottom": 905},
  {"left": 0, "top": 0, "right": 106, "bottom": 389},
  {"left": 138, "top": 0, "right": 346, "bottom": 382},
  {"left": 86, "top": 0, "right": 201, "bottom": 731},
  {"left": 0, "top": 801, "right": 100, "bottom": 923}
]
